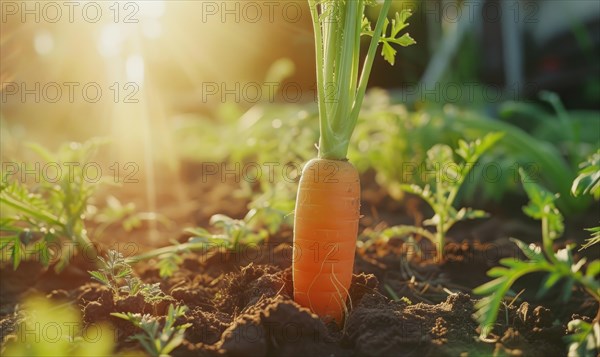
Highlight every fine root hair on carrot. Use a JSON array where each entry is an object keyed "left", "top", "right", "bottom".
[
  {"left": 328, "top": 252, "right": 353, "bottom": 314},
  {"left": 330, "top": 263, "right": 353, "bottom": 326},
  {"left": 305, "top": 241, "right": 345, "bottom": 317},
  {"left": 305, "top": 244, "right": 333, "bottom": 314},
  {"left": 331, "top": 281, "right": 345, "bottom": 324},
  {"left": 327, "top": 241, "right": 353, "bottom": 326}
]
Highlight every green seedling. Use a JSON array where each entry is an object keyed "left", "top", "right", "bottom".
[
  {"left": 0, "top": 140, "right": 105, "bottom": 271},
  {"left": 572, "top": 150, "right": 600, "bottom": 200},
  {"left": 368, "top": 133, "right": 502, "bottom": 258},
  {"left": 474, "top": 169, "right": 600, "bottom": 338},
  {"left": 111, "top": 304, "right": 191, "bottom": 357},
  {"left": 89, "top": 250, "right": 166, "bottom": 303},
  {"left": 190, "top": 211, "right": 269, "bottom": 250},
  {"left": 572, "top": 150, "right": 600, "bottom": 251},
  {"left": 126, "top": 207, "right": 281, "bottom": 278}
]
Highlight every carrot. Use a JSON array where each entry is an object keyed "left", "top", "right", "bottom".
[
  {"left": 293, "top": 158, "right": 360, "bottom": 322},
  {"left": 293, "top": 1, "right": 415, "bottom": 322}
]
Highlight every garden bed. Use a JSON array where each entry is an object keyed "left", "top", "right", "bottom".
[{"left": 1, "top": 172, "right": 597, "bottom": 356}]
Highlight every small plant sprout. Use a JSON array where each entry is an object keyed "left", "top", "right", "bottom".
[
  {"left": 120, "top": 208, "right": 272, "bottom": 278},
  {"left": 122, "top": 205, "right": 286, "bottom": 279},
  {"left": 200, "top": 212, "right": 269, "bottom": 250},
  {"left": 0, "top": 140, "right": 105, "bottom": 271},
  {"left": 572, "top": 150, "right": 600, "bottom": 250},
  {"left": 402, "top": 133, "right": 503, "bottom": 256},
  {"left": 111, "top": 304, "right": 191, "bottom": 357},
  {"left": 89, "top": 250, "right": 166, "bottom": 303},
  {"left": 571, "top": 149, "right": 600, "bottom": 200},
  {"left": 374, "top": 133, "right": 503, "bottom": 258},
  {"left": 474, "top": 169, "right": 600, "bottom": 338}
]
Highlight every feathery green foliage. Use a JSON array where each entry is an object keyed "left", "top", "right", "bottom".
[
  {"left": 112, "top": 304, "right": 191, "bottom": 357},
  {"left": 89, "top": 250, "right": 166, "bottom": 303},
  {"left": 1, "top": 140, "right": 105, "bottom": 271},
  {"left": 474, "top": 169, "right": 600, "bottom": 338}
]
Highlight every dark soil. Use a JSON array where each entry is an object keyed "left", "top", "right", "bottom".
[
  {"left": 1, "top": 174, "right": 597, "bottom": 356},
  {"left": 3, "top": 234, "right": 594, "bottom": 356}
]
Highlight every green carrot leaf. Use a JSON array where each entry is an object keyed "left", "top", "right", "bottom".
[
  {"left": 586, "top": 260, "right": 600, "bottom": 278},
  {"left": 510, "top": 238, "right": 544, "bottom": 262},
  {"left": 520, "top": 168, "right": 564, "bottom": 239},
  {"left": 381, "top": 41, "right": 397, "bottom": 65},
  {"left": 571, "top": 149, "right": 599, "bottom": 199},
  {"left": 375, "top": 9, "right": 416, "bottom": 65}
]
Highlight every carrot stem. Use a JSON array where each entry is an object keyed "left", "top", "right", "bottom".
[{"left": 311, "top": 0, "right": 392, "bottom": 160}]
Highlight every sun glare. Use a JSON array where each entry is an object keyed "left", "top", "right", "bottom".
[
  {"left": 33, "top": 30, "right": 54, "bottom": 55},
  {"left": 97, "top": 24, "right": 123, "bottom": 58},
  {"left": 126, "top": 55, "right": 145, "bottom": 85}
]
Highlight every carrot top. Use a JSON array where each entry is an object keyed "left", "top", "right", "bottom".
[{"left": 308, "top": 0, "right": 416, "bottom": 160}]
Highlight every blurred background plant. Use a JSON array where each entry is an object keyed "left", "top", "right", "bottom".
[
  {"left": 0, "top": 140, "right": 105, "bottom": 271},
  {"left": 1, "top": 296, "right": 114, "bottom": 356},
  {"left": 0, "top": 1, "right": 597, "bottom": 272}
]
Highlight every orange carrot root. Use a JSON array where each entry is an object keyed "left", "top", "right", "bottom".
[{"left": 292, "top": 158, "right": 360, "bottom": 323}]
